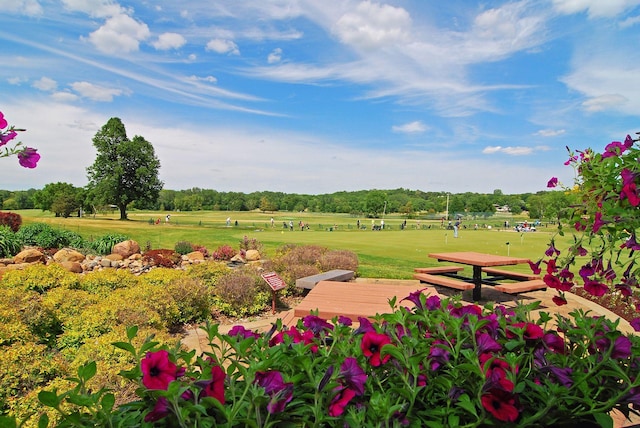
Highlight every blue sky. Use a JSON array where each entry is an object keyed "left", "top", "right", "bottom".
[{"left": 1, "top": 0, "right": 639, "bottom": 195}]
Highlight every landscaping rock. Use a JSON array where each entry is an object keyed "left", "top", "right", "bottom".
[
  {"left": 53, "top": 248, "right": 85, "bottom": 263},
  {"left": 14, "top": 248, "right": 45, "bottom": 264},
  {"left": 112, "top": 240, "right": 140, "bottom": 258},
  {"left": 106, "top": 254, "right": 124, "bottom": 262},
  {"left": 60, "top": 261, "right": 83, "bottom": 273},
  {"left": 245, "top": 250, "right": 261, "bottom": 261},
  {"left": 185, "top": 251, "right": 205, "bottom": 262},
  {"left": 100, "top": 259, "right": 112, "bottom": 268}
]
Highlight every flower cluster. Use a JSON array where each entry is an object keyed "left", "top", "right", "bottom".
[
  {"left": 32, "top": 293, "right": 640, "bottom": 427},
  {"left": 543, "top": 134, "right": 640, "bottom": 321},
  {"left": 0, "top": 110, "right": 40, "bottom": 168}
]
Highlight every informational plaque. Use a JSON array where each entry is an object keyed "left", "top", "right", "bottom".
[{"left": 261, "top": 272, "right": 287, "bottom": 291}]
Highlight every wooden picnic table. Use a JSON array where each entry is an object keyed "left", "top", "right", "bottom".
[{"left": 428, "top": 251, "right": 531, "bottom": 301}]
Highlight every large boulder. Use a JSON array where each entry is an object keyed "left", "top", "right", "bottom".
[
  {"left": 14, "top": 248, "right": 45, "bottom": 264},
  {"left": 60, "top": 261, "right": 83, "bottom": 273},
  {"left": 245, "top": 249, "right": 261, "bottom": 261},
  {"left": 53, "top": 248, "right": 85, "bottom": 263},
  {"left": 112, "top": 240, "right": 140, "bottom": 258},
  {"left": 184, "top": 251, "right": 205, "bottom": 262}
]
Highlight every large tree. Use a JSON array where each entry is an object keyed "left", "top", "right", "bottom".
[
  {"left": 33, "top": 182, "right": 84, "bottom": 217},
  {"left": 86, "top": 118, "right": 162, "bottom": 220}
]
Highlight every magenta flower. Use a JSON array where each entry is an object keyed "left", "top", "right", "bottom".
[
  {"left": 547, "top": 366, "right": 573, "bottom": 388},
  {"left": 354, "top": 317, "right": 376, "bottom": 335},
  {"left": 527, "top": 259, "right": 542, "bottom": 275},
  {"left": 543, "top": 332, "right": 565, "bottom": 353},
  {"left": 401, "top": 288, "right": 432, "bottom": 310},
  {"left": 200, "top": 365, "right": 226, "bottom": 404},
  {"left": 0, "top": 130, "right": 17, "bottom": 146},
  {"left": 303, "top": 315, "right": 333, "bottom": 334},
  {"left": 592, "top": 211, "right": 607, "bottom": 233},
  {"left": 552, "top": 294, "right": 568, "bottom": 306},
  {"left": 425, "top": 294, "right": 442, "bottom": 310},
  {"left": 620, "top": 168, "right": 640, "bottom": 206},
  {"left": 140, "top": 350, "right": 182, "bottom": 390},
  {"left": 361, "top": 331, "right": 393, "bottom": 366},
  {"left": 0, "top": 112, "right": 7, "bottom": 129},
  {"left": 584, "top": 279, "right": 609, "bottom": 297},
  {"left": 17, "top": 147, "right": 40, "bottom": 168},
  {"left": 611, "top": 336, "right": 633, "bottom": 359},
  {"left": 228, "top": 325, "right": 260, "bottom": 340},
  {"left": 328, "top": 386, "right": 357, "bottom": 417},
  {"left": 630, "top": 318, "right": 640, "bottom": 332},
  {"left": 339, "top": 357, "right": 367, "bottom": 395},
  {"left": 546, "top": 177, "right": 558, "bottom": 188},
  {"left": 602, "top": 140, "right": 629, "bottom": 158},
  {"left": 544, "top": 241, "right": 560, "bottom": 257},
  {"left": 254, "top": 370, "right": 294, "bottom": 414},
  {"left": 621, "top": 234, "right": 640, "bottom": 251},
  {"left": 476, "top": 332, "right": 502, "bottom": 354},
  {"left": 144, "top": 397, "right": 170, "bottom": 422}
]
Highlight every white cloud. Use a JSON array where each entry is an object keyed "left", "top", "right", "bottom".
[
  {"left": 70, "top": 81, "right": 124, "bottom": 101},
  {"left": 534, "top": 129, "right": 566, "bottom": 137},
  {"left": 333, "top": 1, "right": 411, "bottom": 50},
  {"left": 392, "top": 121, "right": 427, "bottom": 134},
  {"left": 32, "top": 77, "right": 57, "bottom": 91},
  {"left": 268, "top": 48, "right": 283, "bottom": 64},
  {"left": 619, "top": 14, "right": 640, "bottom": 27},
  {"left": 152, "top": 32, "right": 186, "bottom": 50},
  {"left": 61, "top": 0, "right": 124, "bottom": 18},
  {"left": 188, "top": 75, "right": 217, "bottom": 84},
  {"left": 88, "top": 13, "right": 150, "bottom": 54},
  {"left": 581, "top": 94, "right": 629, "bottom": 112},
  {"left": 482, "top": 146, "right": 535, "bottom": 155},
  {"left": 0, "top": 0, "right": 43, "bottom": 16},
  {"left": 51, "top": 91, "right": 79, "bottom": 102},
  {"left": 205, "top": 38, "right": 240, "bottom": 55},
  {"left": 552, "top": 0, "right": 640, "bottom": 18},
  {"left": 8, "top": 76, "right": 28, "bottom": 85}
]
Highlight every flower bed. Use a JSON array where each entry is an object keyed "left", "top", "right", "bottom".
[{"left": 30, "top": 292, "right": 640, "bottom": 427}]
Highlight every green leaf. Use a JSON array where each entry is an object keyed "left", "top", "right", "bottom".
[
  {"left": 38, "top": 390, "right": 60, "bottom": 408},
  {"left": 101, "top": 393, "right": 115, "bottom": 413},
  {"left": 139, "top": 341, "right": 160, "bottom": 354},
  {"left": 126, "top": 325, "right": 138, "bottom": 340},
  {"left": 67, "top": 394, "right": 95, "bottom": 407},
  {"left": 37, "top": 414, "right": 49, "bottom": 428},
  {"left": 592, "top": 412, "right": 613, "bottom": 428},
  {"left": 0, "top": 416, "right": 18, "bottom": 428},
  {"left": 456, "top": 394, "right": 478, "bottom": 417},
  {"left": 111, "top": 341, "right": 136, "bottom": 354},
  {"left": 78, "top": 361, "right": 97, "bottom": 381}
]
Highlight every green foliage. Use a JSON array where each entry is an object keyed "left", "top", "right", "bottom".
[
  {"left": 88, "top": 233, "right": 128, "bottom": 255},
  {"left": 0, "top": 225, "right": 21, "bottom": 257},
  {"left": 165, "top": 276, "right": 214, "bottom": 326},
  {"left": 78, "top": 269, "right": 141, "bottom": 295},
  {"left": 174, "top": 240, "right": 194, "bottom": 255},
  {"left": 86, "top": 117, "right": 163, "bottom": 220},
  {"left": 0, "top": 264, "right": 79, "bottom": 293},
  {"left": 32, "top": 182, "right": 84, "bottom": 218},
  {"left": 15, "top": 222, "right": 84, "bottom": 249},
  {"left": 239, "top": 235, "right": 263, "bottom": 252},
  {"left": 213, "top": 267, "right": 270, "bottom": 317},
  {"left": 185, "top": 261, "right": 231, "bottom": 287}
]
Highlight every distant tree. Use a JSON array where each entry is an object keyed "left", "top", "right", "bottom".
[
  {"left": 365, "top": 191, "right": 386, "bottom": 217},
  {"left": 86, "top": 118, "right": 162, "bottom": 220},
  {"left": 33, "top": 182, "right": 83, "bottom": 217}
]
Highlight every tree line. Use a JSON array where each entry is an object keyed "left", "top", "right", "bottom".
[{"left": 0, "top": 117, "right": 579, "bottom": 221}]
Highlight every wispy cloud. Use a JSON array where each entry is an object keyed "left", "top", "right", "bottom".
[{"left": 392, "top": 121, "right": 428, "bottom": 134}]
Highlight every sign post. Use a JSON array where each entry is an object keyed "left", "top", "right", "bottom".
[{"left": 261, "top": 272, "right": 287, "bottom": 314}]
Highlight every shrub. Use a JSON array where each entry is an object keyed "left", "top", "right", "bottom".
[
  {"left": 186, "top": 261, "right": 231, "bottom": 287},
  {"left": 165, "top": 277, "right": 214, "bottom": 327},
  {"left": 0, "top": 211, "right": 22, "bottom": 232},
  {"left": 15, "top": 222, "right": 83, "bottom": 249},
  {"left": 142, "top": 249, "right": 181, "bottom": 268},
  {"left": 192, "top": 244, "right": 209, "bottom": 257},
  {"left": 211, "top": 244, "right": 236, "bottom": 261},
  {"left": 214, "top": 268, "right": 270, "bottom": 317},
  {"left": 239, "top": 235, "right": 263, "bottom": 252},
  {"left": 174, "top": 240, "right": 194, "bottom": 255},
  {"left": 0, "top": 225, "right": 21, "bottom": 257},
  {"left": 140, "top": 267, "right": 186, "bottom": 287},
  {"left": 20, "top": 295, "right": 63, "bottom": 348},
  {"left": 78, "top": 269, "right": 141, "bottom": 295},
  {"left": 0, "top": 263, "right": 79, "bottom": 293},
  {"left": 0, "top": 287, "right": 37, "bottom": 346},
  {"left": 89, "top": 233, "right": 129, "bottom": 255},
  {"left": 319, "top": 249, "right": 359, "bottom": 272}
]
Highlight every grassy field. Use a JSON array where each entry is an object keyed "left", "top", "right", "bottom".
[{"left": 15, "top": 209, "right": 565, "bottom": 279}]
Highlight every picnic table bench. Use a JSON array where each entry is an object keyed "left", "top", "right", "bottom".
[
  {"left": 413, "top": 273, "right": 474, "bottom": 291},
  {"left": 494, "top": 279, "right": 546, "bottom": 294},
  {"left": 481, "top": 267, "right": 539, "bottom": 281},
  {"left": 295, "top": 269, "right": 355, "bottom": 289},
  {"left": 414, "top": 266, "right": 464, "bottom": 275}
]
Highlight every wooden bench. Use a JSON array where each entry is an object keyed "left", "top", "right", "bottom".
[
  {"left": 413, "top": 273, "right": 474, "bottom": 291},
  {"left": 414, "top": 266, "right": 464, "bottom": 274},
  {"left": 494, "top": 279, "right": 546, "bottom": 294},
  {"left": 292, "top": 280, "right": 438, "bottom": 321},
  {"left": 481, "top": 267, "right": 539, "bottom": 281},
  {"left": 295, "top": 269, "right": 355, "bottom": 289}
]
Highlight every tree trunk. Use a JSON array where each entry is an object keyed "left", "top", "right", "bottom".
[{"left": 118, "top": 204, "right": 128, "bottom": 220}]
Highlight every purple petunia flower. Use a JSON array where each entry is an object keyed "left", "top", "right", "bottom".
[
  {"left": 631, "top": 318, "right": 640, "bottom": 333},
  {"left": 303, "top": 315, "right": 333, "bottom": 334},
  {"left": 621, "top": 234, "right": 640, "bottom": 251},
  {"left": 337, "top": 315, "right": 352, "bottom": 326},
  {"left": 548, "top": 366, "right": 573, "bottom": 388},
  {"left": 17, "top": 147, "right": 40, "bottom": 168},
  {"left": 547, "top": 177, "right": 558, "bottom": 188},
  {"left": 254, "top": 370, "right": 294, "bottom": 414},
  {"left": 545, "top": 241, "right": 560, "bottom": 257},
  {"left": 620, "top": 169, "right": 640, "bottom": 207},
  {"left": 592, "top": 211, "right": 607, "bottom": 233},
  {"left": 228, "top": 325, "right": 261, "bottom": 340},
  {"left": 339, "top": 357, "right": 367, "bottom": 395},
  {"left": 611, "top": 336, "right": 633, "bottom": 359},
  {"left": 476, "top": 332, "right": 502, "bottom": 354}
]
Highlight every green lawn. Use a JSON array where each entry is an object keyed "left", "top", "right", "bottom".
[{"left": 15, "top": 209, "right": 563, "bottom": 279}]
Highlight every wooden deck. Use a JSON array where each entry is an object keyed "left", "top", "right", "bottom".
[{"left": 287, "top": 280, "right": 438, "bottom": 323}]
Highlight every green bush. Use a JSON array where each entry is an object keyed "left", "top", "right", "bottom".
[
  {"left": 186, "top": 261, "right": 231, "bottom": 287},
  {"left": 89, "top": 233, "right": 129, "bottom": 255},
  {"left": 15, "top": 222, "right": 84, "bottom": 249},
  {"left": 0, "top": 225, "right": 21, "bottom": 257},
  {"left": 78, "top": 269, "right": 141, "bottom": 295},
  {"left": 165, "top": 277, "right": 214, "bottom": 327},
  {"left": 213, "top": 267, "right": 270, "bottom": 317},
  {"left": 0, "top": 264, "right": 79, "bottom": 293},
  {"left": 140, "top": 267, "right": 186, "bottom": 287},
  {"left": 174, "top": 240, "right": 194, "bottom": 255}
]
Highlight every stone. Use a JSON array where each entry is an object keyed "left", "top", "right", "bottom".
[
  {"left": 112, "top": 240, "right": 140, "bottom": 258},
  {"left": 60, "top": 261, "right": 83, "bottom": 273},
  {"left": 53, "top": 248, "right": 85, "bottom": 263},
  {"left": 185, "top": 251, "right": 205, "bottom": 262},
  {"left": 230, "top": 254, "right": 246, "bottom": 263},
  {"left": 101, "top": 259, "right": 112, "bottom": 268},
  {"left": 245, "top": 250, "right": 261, "bottom": 261},
  {"left": 14, "top": 248, "right": 45, "bottom": 264},
  {"left": 105, "top": 254, "right": 124, "bottom": 261}
]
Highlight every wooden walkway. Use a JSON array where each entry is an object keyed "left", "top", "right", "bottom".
[{"left": 280, "top": 280, "right": 438, "bottom": 325}]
